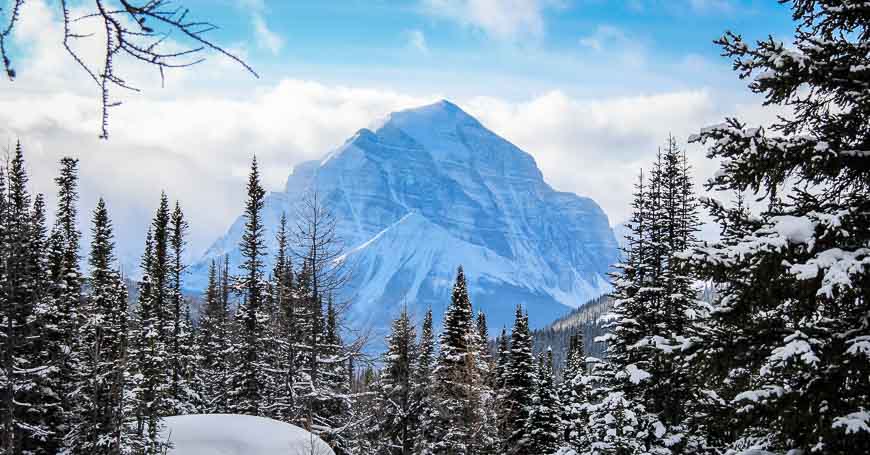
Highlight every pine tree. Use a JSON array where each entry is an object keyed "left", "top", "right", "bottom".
[
  {"left": 475, "top": 311, "right": 494, "bottom": 386},
  {"left": 196, "top": 259, "right": 232, "bottom": 413},
  {"left": 318, "top": 296, "right": 353, "bottom": 454},
  {"left": 67, "top": 198, "right": 133, "bottom": 454},
  {"left": 167, "top": 201, "right": 200, "bottom": 414},
  {"left": 558, "top": 333, "right": 593, "bottom": 448},
  {"left": 412, "top": 308, "right": 437, "bottom": 455},
  {"left": 582, "top": 358, "right": 659, "bottom": 455},
  {"left": 525, "top": 349, "right": 561, "bottom": 454},
  {"left": 229, "top": 156, "right": 267, "bottom": 415},
  {"left": 430, "top": 266, "right": 480, "bottom": 454},
  {"left": 503, "top": 304, "right": 536, "bottom": 454},
  {"left": 266, "top": 213, "right": 298, "bottom": 421},
  {"left": 687, "top": 2, "right": 870, "bottom": 451},
  {"left": 494, "top": 327, "right": 510, "bottom": 391},
  {"left": 373, "top": 306, "right": 417, "bottom": 455},
  {"left": 129, "top": 196, "right": 174, "bottom": 454},
  {"left": 471, "top": 309, "right": 498, "bottom": 455},
  {"left": 588, "top": 141, "right": 703, "bottom": 454},
  {"left": 0, "top": 143, "right": 57, "bottom": 454},
  {"left": 46, "top": 157, "right": 85, "bottom": 452}
]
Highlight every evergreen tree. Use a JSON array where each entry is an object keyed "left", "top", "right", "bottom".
[
  {"left": 412, "top": 308, "right": 437, "bottom": 455},
  {"left": 688, "top": 2, "right": 870, "bottom": 451},
  {"left": 130, "top": 197, "right": 173, "bottom": 454},
  {"left": 67, "top": 198, "right": 134, "bottom": 454},
  {"left": 525, "top": 349, "right": 561, "bottom": 454},
  {"left": 586, "top": 140, "right": 703, "bottom": 454},
  {"left": 318, "top": 296, "right": 353, "bottom": 454},
  {"left": 229, "top": 156, "right": 267, "bottom": 415},
  {"left": 167, "top": 201, "right": 199, "bottom": 414},
  {"left": 503, "top": 304, "right": 536, "bottom": 454},
  {"left": 494, "top": 327, "right": 510, "bottom": 391},
  {"left": 430, "top": 266, "right": 481, "bottom": 454},
  {"left": 196, "top": 259, "right": 232, "bottom": 413},
  {"left": 558, "top": 333, "right": 593, "bottom": 448},
  {"left": 46, "top": 157, "right": 85, "bottom": 452},
  {"left": 0, "top": 143, "right": 56, "bottom": 454},
  {"left": 582, "top": 358, "right": 659, "bottom": 455},
  {"left": 266, "top": 213, "right": 299, "bottom": 421},
  {"left": 372, "top": 306, "right": 417, "bottom": 455}
]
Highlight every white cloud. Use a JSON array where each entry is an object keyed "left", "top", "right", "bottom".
[
  {"left": 422, "top": 0, "right": 559, "bottom": 41},
  {"left": 4, "top": 0, "right": 784, "bottom": 274},
  {"left": 236, "top": 0, "right": 284, "bottom": 55},
  {"left": 252, "top": 14, "right": 284, "bottom": 55},
  {"left": 406, "top": 29, "right": 429, "bottom": 53}
]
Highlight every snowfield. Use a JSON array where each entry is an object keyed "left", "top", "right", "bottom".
[{"left": 160, "top": 414, "right": 335, "bottom": 455}]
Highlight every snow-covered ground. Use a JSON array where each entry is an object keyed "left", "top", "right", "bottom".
[{"left": 160, "top": 414, "right": 335, "bottom": 455}]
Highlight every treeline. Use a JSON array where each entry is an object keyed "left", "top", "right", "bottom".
[{"left": 0, "top": 151, "right": 359, "bottom": 454}]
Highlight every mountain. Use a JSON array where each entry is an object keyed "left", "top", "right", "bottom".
[{"left": 189, "top": 100, "right": 619, "bottom": 333}]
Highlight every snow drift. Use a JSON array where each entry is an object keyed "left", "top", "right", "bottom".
[{"left": 160, "top": 414, "right": 335, "bottom": 455}]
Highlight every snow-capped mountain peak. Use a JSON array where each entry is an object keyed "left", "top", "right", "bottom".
[{"left": 191, "top": 100, "right": 619, "bottom": 332}]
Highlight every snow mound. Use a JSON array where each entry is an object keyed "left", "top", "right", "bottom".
[{"left": 161, "top": 414, "right": 335, "bottom": 455}]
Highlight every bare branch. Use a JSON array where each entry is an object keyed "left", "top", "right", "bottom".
[{"left": 2, "top": 0, "right": 259, "bottom": 139}]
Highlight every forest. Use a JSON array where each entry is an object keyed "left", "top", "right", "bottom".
[{"left": 1, "top": 1, "right": 869, "bottom": 454}]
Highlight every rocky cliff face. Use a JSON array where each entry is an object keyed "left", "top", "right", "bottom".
[{"left": 190, "top": 100, "right": 619, "bottom": 332}]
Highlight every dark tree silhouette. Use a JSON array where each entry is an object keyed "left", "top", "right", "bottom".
[{"left": 0, "top": 0, "right": 258, "bottom": 139}]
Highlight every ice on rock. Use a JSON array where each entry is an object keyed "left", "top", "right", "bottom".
[{"left": 190, "top": 100, "right": 619, "bottom": 332}]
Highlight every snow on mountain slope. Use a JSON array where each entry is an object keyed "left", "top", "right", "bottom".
[
  {"left": 190, "top": 100, "right": 619, "bottom": 333},
  {"left": 160, "top": 414, "right": 334, "bottom": 455}
]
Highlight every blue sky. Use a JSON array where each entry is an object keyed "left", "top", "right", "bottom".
[
  {"left": 187, "top": 0, "right": 795, "bottom": 98},
  {"left": 1, "top": 0, "right": 797, "bottom": 268}
]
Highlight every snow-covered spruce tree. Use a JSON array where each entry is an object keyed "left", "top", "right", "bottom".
[
  {"left": 492, "top": 326, "right": 511, "bottom": 449},
  {"left": 292, "top": 256, "right": 321, "bottom": 426},
  {"left": 372, "top": 306, "right": 417, "bottom": 455},
  {"left": 430, "top": 266, "right": 484, "bottom": 454},
  {"left": 585, "top": 168, "right": 663, "bottom": 455},
  {"left": 558, "top": 333, "right": 593, "bottom": 449},
  {"left": 590, "top": 140, "right": 703, "bottom": 454},
  {"left": 687, "top": 2, "right": 870, "bottom": 451},
  {"left": 264, "top": 213, "right": 299, "bottom": 421},
  {"left": 502, "top": 304, "right": 536, "bottom": 454},
  {"left": 683, "top": 194, "right": 755, "bottom": 450},
  {"left": 196, "top": 259, "right": 232, "bottom": 413},
  {"left": 494, "top": 327, "right": 510, "bottom": 391},
  {"left": 413, "top": 308, "right": 437, "bottom": 455},
  {"left": 228, "top": 156, "right": 268, "bottom": 416},
  {"left": 167, "top": 202, "right": 201, "bottom": 414},
  {"left": 129, "top": 196, "right": 174, "bottom": 454},
  {"left": 67, "top": 198, "right": 133, "bottom": 454},
  {"left": 0, "top": 144, "right": 56, "bottom": 454},
  {"left": 582, "top": 358, "right": 657, "bottom": 455},
  {"left": 525, "top": 349, "right": 562, "bottom": 454},
  {"left": 472, "top": 308, "right": 499, "bottom": 455},
  {"left": 475, "top": 310, "right": 498, "bottom": 398},
  {"left": 42, "top": 157, "right": 86, "bottom": 453},
  {"left": 317, "top": 297, "right": 354, "bottom": 454}
]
